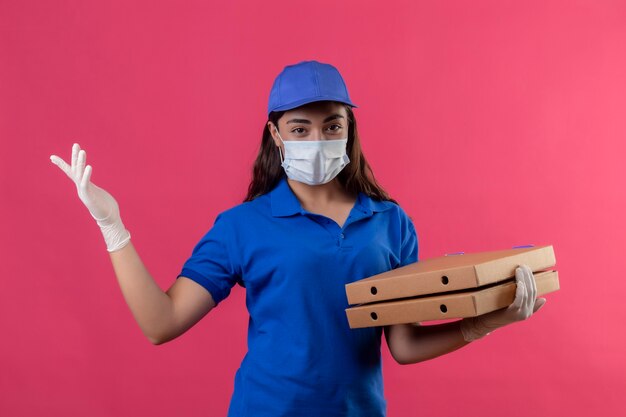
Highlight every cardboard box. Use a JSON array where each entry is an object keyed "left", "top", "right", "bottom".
[
  {"left": 346, "top": 245, "right": 556, "bottom": 305},
  {"left": 345, "top": 270, "right": 559, "bottom": 328}
]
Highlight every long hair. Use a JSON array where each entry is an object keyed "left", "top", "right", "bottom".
[{"left": 244, "top": 105, "right": 397, "bottom": 204}]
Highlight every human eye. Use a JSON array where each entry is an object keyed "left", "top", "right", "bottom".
[
  {"left": 326, "top": 124, "right": 343, "bottom": 132},
  {"left": 291, "top": 127, "right": 306, "bottom": 134}
]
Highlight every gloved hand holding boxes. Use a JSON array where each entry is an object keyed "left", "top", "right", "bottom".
[{"left": 344, "top": 245, "right": 559, "bottom": 329}]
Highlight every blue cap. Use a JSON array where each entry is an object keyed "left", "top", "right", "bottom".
[{"left": 267, "top": 60, "right": 357, "bottom": 116}]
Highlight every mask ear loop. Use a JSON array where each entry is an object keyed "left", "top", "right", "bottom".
[{"left": 275, "top": 128, "right": 285, "bottom": 164}]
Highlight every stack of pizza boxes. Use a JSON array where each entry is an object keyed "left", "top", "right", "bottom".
[{"left": 345, "top": 245, "right": 559, "bottom": 329}]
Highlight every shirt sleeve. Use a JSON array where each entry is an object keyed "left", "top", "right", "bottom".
[
  {"left": 399, "top": 212, "right": 419, "bottom": 267},
  {"left": 177, "top": 213, "right": 241, "bottom": 306}
]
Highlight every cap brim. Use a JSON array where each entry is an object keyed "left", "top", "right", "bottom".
[{"left": 269, "top": 96, "right": 358, "bottom": 114}]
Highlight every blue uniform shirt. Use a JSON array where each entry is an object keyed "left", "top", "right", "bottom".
[{"left": 178, "top": 177, "right": 418, "bottom": 416}]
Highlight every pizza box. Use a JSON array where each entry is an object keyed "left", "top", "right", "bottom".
[
  {"left": 346, "top": 245, "right": 555, "bottom": 305},
  {"left": 345, "top": 270, "right": 559, "bottom": 329}
]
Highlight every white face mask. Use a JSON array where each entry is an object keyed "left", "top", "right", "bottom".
[{"left": 276, "top": 131, "right": 350, "bottom": 185}]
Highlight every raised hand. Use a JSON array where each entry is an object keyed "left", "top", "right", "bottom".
[{"left": 50, "top": 143, "right": 131, "bottom": 252}]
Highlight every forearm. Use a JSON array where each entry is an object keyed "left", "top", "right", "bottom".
[
  {"left": 385, "top": 321, "right": 470, "bottom": 365},
  {"left": 109, "top": 241, "right": 174, "bottom": 344}
]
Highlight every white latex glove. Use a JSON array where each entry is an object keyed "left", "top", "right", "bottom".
[
  {"left": 50, "top": 143, "right": 131, "bottom": 252},
  {"left": 460, "top": 264, "right": 547, "bottom": 342}
]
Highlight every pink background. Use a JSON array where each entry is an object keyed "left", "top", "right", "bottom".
[{"left": 2, "top": 0, "right": 625, "bottom": 416}]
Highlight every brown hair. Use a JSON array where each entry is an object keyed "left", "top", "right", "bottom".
[{"left": 244, "top": 104, "right": 397, "bottom": 204}]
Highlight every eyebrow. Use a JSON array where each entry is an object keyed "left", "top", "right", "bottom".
[{"left": 286, "top": 114, "right": 345, "bottom": 124}]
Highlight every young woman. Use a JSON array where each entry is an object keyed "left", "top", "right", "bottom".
[{"left": 50, "top": 60, "right": 545, "bottom": 417}]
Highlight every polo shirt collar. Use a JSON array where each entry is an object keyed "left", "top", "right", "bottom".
[
  {"left": 271, "top": 177, "right": 303, "bottom": 217},
  {"left": 358, "top": 191, "right": 396, "bottom": 214},
  {"left": 270, "top": 177, "right": 395, "bottom": 218}
]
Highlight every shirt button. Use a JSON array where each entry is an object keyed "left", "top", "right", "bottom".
[{"left": 340, "top": 233, "right": 345, "bottom": 239}]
